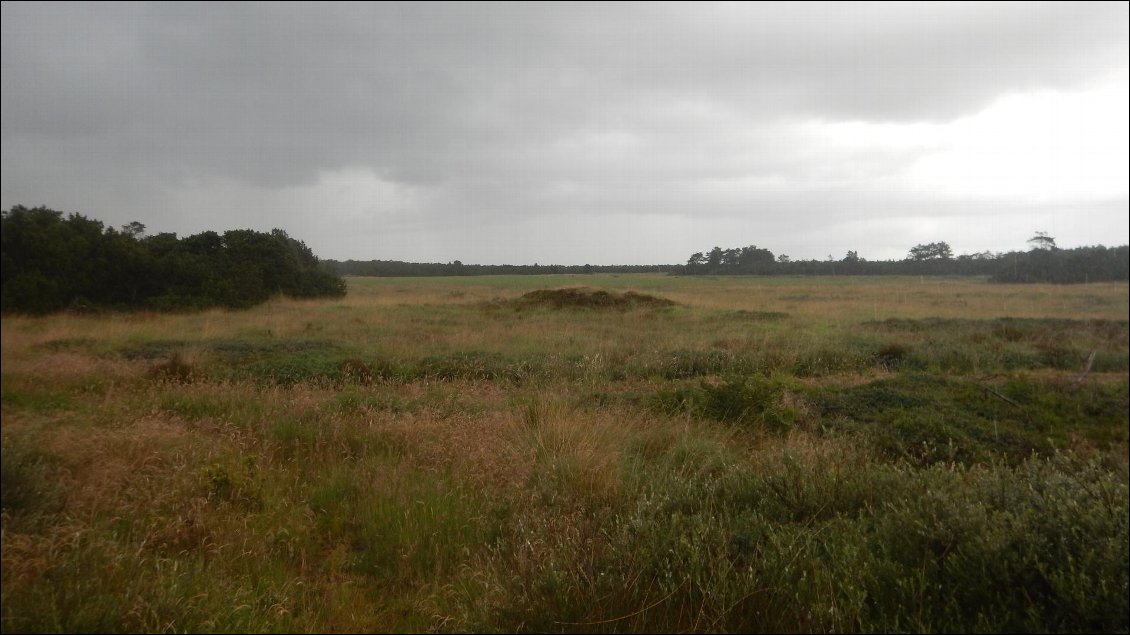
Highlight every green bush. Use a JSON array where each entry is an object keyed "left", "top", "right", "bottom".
[{"left": 652, "top": 376, "right": 799, "bottom": 431}]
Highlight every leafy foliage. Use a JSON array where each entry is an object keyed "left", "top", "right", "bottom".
[
  {"left": 1, "top": 205, "right": 345, "bottom": 313},
  {"left": 989, "top": 245, "right": 1130, "bottom": 283},
  {"left": 684, "top": 244, "right": 776, "bottom": 274},
  {"left": 908, "top": 241, "right": 954, "bottom": 261},
  {"left": 681, "top": 240, "right": 1128, "bottom": 282}
]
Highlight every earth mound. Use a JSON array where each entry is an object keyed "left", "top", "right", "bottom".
[{"left": 510, "top": 287, "right": 677, "bottom": 310}]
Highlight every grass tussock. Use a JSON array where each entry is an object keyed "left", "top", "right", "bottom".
[{"left": 2, "top": 274, "right": 1127, "bottom": 632}]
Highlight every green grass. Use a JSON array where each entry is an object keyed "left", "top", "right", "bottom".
[{"left": 2, "top": 275, "right": 1127, "bottom": 632}]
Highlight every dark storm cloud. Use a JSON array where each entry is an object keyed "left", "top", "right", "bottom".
[{"left": 2, "top": 2, "right": 1127, "bottom": 263}]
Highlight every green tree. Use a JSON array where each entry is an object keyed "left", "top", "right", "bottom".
[
  {"left": 121, "top": 221, "right": 146, "bottom": 237},
  {"left": 1027, "top": 231, "right": 1057, "bottom": 251},
  {"left": 1, "top": 205, "right": 345, "bottom": 314},
  {"left": 737, "top": 245, "right": 775, "bottom": 266},
  {"left": 908, "top": 241, "right": 953, "bottom": 261}
]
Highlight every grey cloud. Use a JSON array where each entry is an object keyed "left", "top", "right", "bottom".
[
  {"left": 6, "top": 3, "right": 1125, "bottom": 182},
  {"left": 2, "top": 2, "right": 1127, "bottom": 263}
]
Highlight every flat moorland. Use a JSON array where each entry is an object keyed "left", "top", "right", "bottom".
[{"left": 2, "top": 275, "right": 1127, "bottom": 633}]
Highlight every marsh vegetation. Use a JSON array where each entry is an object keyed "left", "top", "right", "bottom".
[{"left": 2, "top": 275, "right": 1127, "bottom": 632}]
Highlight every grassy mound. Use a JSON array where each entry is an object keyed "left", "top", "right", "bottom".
[{"left": 511, "top": 287, "right": 677, "bottom": 310}]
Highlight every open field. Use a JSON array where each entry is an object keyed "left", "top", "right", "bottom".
[{"left": 3, "top": 274, "right": 1128, "bottom": 633}]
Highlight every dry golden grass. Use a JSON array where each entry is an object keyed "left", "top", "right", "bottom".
[{"left": 662, "top": 278, "right": 1128, "bottom": 320}]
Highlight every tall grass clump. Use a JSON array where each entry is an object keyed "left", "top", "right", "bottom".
[{"left": 508, "top": 399, "right": 634, "bottom": 507}]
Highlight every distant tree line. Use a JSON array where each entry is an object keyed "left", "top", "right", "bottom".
[
  {"left": 1, "top": 205, "right": 346, "bottom": 314},
  {"left": 325, "top": 259, "right": 681, "bottom": 277},
  {"left": 326, "top": 236, "right": 1128, "bottom": 283},
  {"left": 681, "top": 239, "right": 1128, "bottom": 283}
]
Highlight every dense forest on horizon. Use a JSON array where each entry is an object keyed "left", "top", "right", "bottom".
[
  {"left": 678, "top": 241, "right": 1130, "bottom": 283},
  {"left": 325, "top": 259, "right": 681, "bottom": 277},
  {"left": 326, "top": 239, "right": 1129, "bottom": 284},
  {"left": 1, "top": 206, "right": 346, "bottom": 314}
]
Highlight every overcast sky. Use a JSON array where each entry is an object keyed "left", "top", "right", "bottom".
[{"left": 3, "top": 2, "right": 1127, "bottom": 265}]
